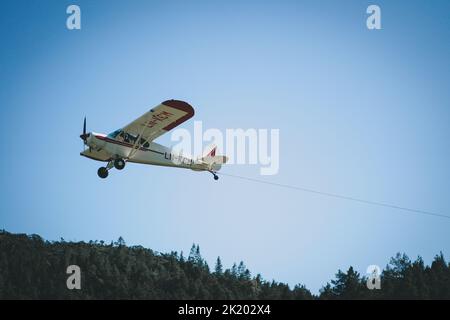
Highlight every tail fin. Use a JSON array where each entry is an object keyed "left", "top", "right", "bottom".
[
  {"left": 201, "top": 144, "right": 228, "bottom": 171},
  {"left": 202, "top": 144, "right": 217, "bottom": 158}
]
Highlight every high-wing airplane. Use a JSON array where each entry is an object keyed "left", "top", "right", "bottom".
[{"left": 80, "top": 100, "right": 227, "bottom": 180}]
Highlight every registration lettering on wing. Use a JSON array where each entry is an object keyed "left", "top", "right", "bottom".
[{"left": 144, "top": 111, "right": 174, "bottom": 128}]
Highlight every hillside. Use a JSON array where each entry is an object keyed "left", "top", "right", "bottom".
[
  {"left": 0, "top": 231, "right": 312, "bottom": 299},
  {"left": 0, "top": 230, "right": 449, "bottom": 299}
]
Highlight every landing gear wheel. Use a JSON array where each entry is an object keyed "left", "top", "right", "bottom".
[
  {"left": 114, "top": 158, "right": 126, "bottom": 170},
  {"left": 209, "top": 170, "right": 219, "bottom": 181},
  {"left": 97, "top": 167, "right": 109, "bottom": 179}
]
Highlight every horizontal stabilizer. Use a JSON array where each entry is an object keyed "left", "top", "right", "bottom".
[{"left": 199, "top": 144, "right": 228, "bottom": 171}]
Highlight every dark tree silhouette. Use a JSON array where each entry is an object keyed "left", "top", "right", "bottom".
[
  {"left": 215, "top": 257, "right": 223, "bottom": 275},
  {"left": 0, "top": 230, "right": 448, "bottom": 299}
]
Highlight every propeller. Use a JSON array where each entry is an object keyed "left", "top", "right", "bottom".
[{"left": 80, "top": 117, "right": 90, "bottom": 150}]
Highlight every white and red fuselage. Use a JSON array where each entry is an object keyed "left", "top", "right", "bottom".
[{"left": 83, "top": 132, "right": 210, "bottom": 171}]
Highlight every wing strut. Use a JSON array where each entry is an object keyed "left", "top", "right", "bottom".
[{"left": 126, "top": 121, "right": 153, "bottom": 159}]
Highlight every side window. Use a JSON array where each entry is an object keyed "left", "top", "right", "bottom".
[{"left": 139, "top": 138, "right": 150, "bottom": 148}]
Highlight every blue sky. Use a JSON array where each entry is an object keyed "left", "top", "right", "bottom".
[{"left": 1, "top": 0, "right": 449, "bottom": 293}]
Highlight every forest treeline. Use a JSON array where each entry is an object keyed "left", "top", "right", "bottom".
[{"left": 0, "top": 230, "right": 449, "bottom": 299}]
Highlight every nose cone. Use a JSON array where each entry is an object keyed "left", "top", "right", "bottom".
[{"left": 80, "top": 132, "right": 90, "bottom": 141}]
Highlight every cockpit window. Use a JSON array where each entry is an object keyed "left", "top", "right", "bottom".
[
  {"left": 107, "top": 129, "right": 122, "bottom": 139},
  {"left": 107, "top": 129, "right": 150, "bottom": 148}
]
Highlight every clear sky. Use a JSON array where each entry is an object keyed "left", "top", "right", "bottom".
[{"left": 1, "top": 0, "right": 449, "bottom": 293}]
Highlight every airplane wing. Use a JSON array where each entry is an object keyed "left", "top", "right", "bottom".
[{"left": 121, "top": 100, "right": 195, "bottom": 144}]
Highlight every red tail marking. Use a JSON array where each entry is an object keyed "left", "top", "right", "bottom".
[{"left": 208, "top": 147, "right": 216, "bottom": 157}]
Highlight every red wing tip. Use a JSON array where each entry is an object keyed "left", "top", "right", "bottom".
[
  {"left": 161, "top": 99, "right": 195, "bottom": 131},
  {"left": 162, "top": 99, "right": 194, "bottom": 115}
]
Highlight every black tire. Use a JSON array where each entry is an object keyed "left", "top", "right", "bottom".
[
  {"left": 97, "top": 167, "right": 108, "bottom": 179},
  {"left": 114, "top": 159, "right": 126, "bottom": 170}
]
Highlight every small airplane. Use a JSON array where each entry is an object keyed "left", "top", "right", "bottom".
[{"left": 80, "top": 99, "right": 227, "bottom": 180}]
